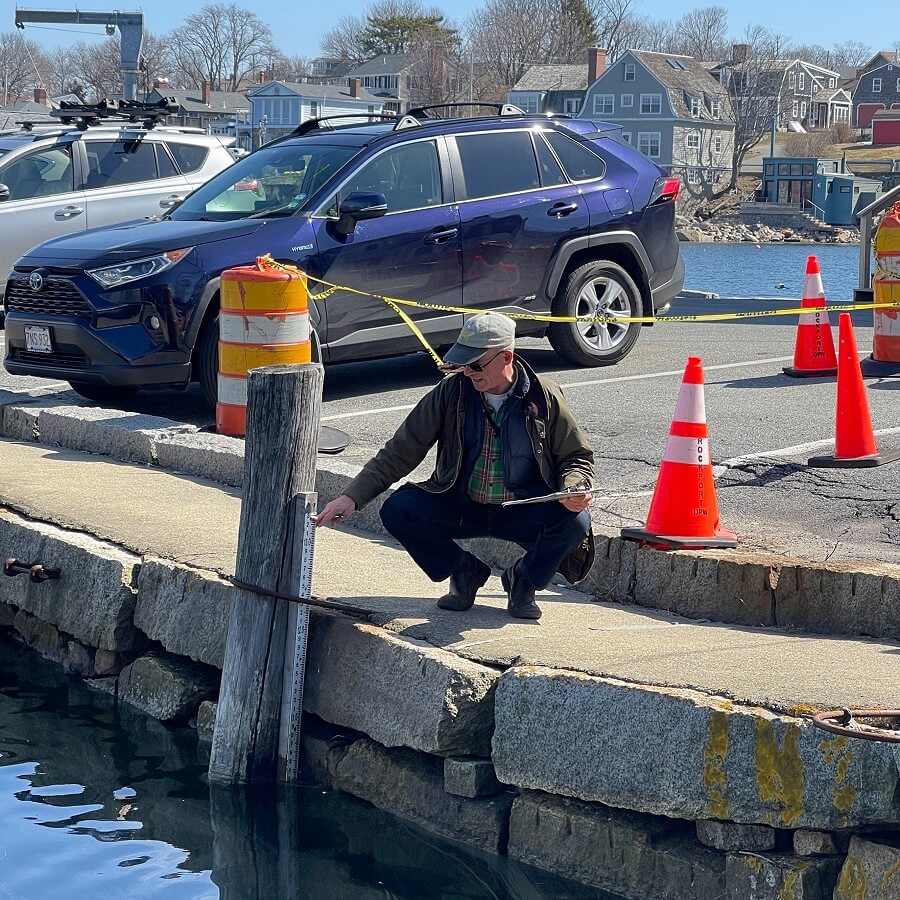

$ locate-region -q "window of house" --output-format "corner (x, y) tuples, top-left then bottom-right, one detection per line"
(620, 93), (633, 108)
(873, 77), (882, 92)
(713, 135), (723, 153)
(85, 140), (158, 189)
(624, 63), (635, 82)
(533, 135), (568, 186)
(593, 94), (614, 115)
(1, 145), (75, 199)
(640, 93), (661, 114)
(455, 131), (539, 199)
(690, 96), (701, 117)
(637, 131), (661, 158)
(545, 131), (605, 180)
(686, 131), (700, 150)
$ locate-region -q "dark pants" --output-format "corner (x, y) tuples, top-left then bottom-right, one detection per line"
(380, 486), (591, 590)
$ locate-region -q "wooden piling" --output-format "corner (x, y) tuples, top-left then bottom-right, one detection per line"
(208, 362), (323, 784)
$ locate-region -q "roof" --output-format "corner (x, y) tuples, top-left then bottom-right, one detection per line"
(148, 88), (249, 115)
(510, 64), (588, 92)
(346, 54), (413, 77)
(251, 80), (384, 104)
(629, 51), (729, 119)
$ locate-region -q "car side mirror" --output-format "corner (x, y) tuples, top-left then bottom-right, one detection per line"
(0, 183), (9, 203)
(335, 191), (387, 235)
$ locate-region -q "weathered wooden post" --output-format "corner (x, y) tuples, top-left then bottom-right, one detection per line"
(208, 361), (323, 784)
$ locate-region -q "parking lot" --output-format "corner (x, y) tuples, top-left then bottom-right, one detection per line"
(1, 295), (898, 566)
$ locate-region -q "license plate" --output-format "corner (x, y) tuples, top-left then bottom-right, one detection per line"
(24, 325), (52, 354)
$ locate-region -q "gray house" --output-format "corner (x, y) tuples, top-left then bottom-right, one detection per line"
(581, 50), (734, 190)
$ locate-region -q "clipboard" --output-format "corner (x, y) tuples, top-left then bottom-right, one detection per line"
(501, 488), (593, 507)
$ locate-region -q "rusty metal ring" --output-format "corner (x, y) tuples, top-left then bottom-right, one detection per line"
(811, 709), (900, 743)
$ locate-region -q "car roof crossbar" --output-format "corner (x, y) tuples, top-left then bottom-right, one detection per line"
(291, 113), (398, 136)
(50, 98), (179, 130)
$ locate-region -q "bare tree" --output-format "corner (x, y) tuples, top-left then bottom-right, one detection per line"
(0, 31), (49, 104)
(673, 6), (729, 61)
(829, 40), (872, 69)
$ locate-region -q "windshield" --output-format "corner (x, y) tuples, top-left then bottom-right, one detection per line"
(171, 142), (361, 221)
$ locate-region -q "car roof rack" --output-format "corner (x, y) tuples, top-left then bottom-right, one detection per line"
(49, 97), (179, 130)
(291, 113), (397, 136)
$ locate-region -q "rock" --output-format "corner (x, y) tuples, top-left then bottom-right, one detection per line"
(508, 790), (725, 899)
(116, 654), (217, 722)
(153, 432), (244, 488)
(65, 640), (94, 677)
(444, 757), (502, 798)
(696, 819), (775, 851)
(0, 509), (139, 651)
(793, 829), (840, 856)
(726, 852), (842, 899)
(14, 610), (65, 662)
(134, 558), (231, 668)
(196, 700), (217, 743)
(333, 738), (512, 854)
(492, 667), (900, 829)
(93, 649), (124, 676)
(304, 612), (498, 757)
(0, 603), (17, 628)
(834, 834), (900, 898)
(36, 405), (196, 465)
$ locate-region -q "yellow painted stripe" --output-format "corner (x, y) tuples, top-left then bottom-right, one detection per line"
(220, 275), (308, 312)
(218, 341), (311, 376)
(220, 311), (310, 345)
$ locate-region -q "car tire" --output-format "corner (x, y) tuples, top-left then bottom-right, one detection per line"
(68, 382), (138, 405)
(548, 260), (643, 367)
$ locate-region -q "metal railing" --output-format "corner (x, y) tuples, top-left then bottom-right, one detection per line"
(855, 182), (900, 302)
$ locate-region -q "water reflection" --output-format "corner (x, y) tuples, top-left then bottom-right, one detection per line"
(0, 636), (616, 899)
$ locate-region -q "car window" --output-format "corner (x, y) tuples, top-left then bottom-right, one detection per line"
(155, 144), (179, 179)
(326, 140), (442, 216)
(166, 143), (209, 174)
(0, 145), (75, 200)
(455, 131), (539, 200)
(533, 134), (568, 186)
(544, 132), (605, 181)
(85, 140), (158, 189)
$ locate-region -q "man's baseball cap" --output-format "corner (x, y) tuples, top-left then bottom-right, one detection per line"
(443, 313), (516, 366)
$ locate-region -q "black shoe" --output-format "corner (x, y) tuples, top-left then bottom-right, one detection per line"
(501, 561), (542, 620)
(437, 554), (491, 611)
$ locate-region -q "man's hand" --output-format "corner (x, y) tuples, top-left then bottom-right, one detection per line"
(560, 492), (592, 513)
(315, 494), (357, 527)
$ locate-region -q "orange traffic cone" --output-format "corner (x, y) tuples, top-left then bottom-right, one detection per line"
(808, 314), (900, 467)
(783, 255), (838, 378)
(622, 356), (737, 549)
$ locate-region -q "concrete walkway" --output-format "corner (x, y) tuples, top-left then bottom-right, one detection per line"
(0, 438), (895, 715)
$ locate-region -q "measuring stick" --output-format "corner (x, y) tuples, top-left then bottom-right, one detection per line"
(277, 492), (316, 782)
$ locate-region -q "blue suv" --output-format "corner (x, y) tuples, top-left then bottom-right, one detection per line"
(4, 105), (684, 407)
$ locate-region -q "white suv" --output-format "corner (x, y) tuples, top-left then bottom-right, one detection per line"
(0, 115), (235, 295)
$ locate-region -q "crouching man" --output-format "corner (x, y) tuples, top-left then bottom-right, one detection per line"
(315, 313), (595, 620)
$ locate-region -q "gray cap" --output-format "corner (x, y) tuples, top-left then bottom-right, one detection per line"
(443, 313), (516, 366)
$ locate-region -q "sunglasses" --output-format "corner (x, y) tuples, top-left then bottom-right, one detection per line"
(440, 350), (505, 374)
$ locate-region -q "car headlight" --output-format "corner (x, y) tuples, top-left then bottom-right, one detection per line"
(87, 248), (194, 288)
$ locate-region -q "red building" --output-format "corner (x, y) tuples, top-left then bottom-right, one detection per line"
(871, 110), (900, 145)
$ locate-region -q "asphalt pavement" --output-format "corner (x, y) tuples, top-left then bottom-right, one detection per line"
(1, 296), (898, 565)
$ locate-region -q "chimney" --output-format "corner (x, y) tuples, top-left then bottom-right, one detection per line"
(588, 47), (607, 85)
(153, 77), (170, 91)
(731, 43), (751, 64)
(201, 80), (211, 105)
(33, 84), (48, 106)
(350, 77), (362, 99)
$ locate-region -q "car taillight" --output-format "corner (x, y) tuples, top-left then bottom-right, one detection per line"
(650, 176), (680, 204)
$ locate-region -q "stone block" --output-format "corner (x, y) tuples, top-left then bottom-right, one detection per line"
(333, 738), (512, 854)
(633, 547), (775, 627)
(725, 852), (842, 899)
(304, 611), (498, 757)
(196, 700), (217, 743)
(696, 819), (775, 851)
(116, 654), (217, 722)
(36, 405), (196, 465)
(793, 829), (840, 857)
(492, 667), (900, 829)
(153, 433), (244, 488)
(0, 510), (139, 651)
(14, 609), (65, 662)
(834, 835), (900, 899)
(444, 757), (502, 798)
(65, 641), (94, 677)
(508, 790), (725, 900)
(776, 563), (900, 641)
(134, 558), (231, 668)
(94, 649), (124, 676)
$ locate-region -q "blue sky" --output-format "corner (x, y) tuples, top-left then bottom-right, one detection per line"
(14, 0), (894, 54)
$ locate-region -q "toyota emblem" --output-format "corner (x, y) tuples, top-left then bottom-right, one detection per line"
(29, 272), (44, 292)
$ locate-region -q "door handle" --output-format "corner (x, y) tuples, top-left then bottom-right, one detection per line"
(424, 226), (459, 244)
(54, 205), (84, 220)
(548, 201), (578, 217)
(159, 195), (185, 208)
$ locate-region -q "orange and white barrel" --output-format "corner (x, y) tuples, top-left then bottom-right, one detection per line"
(216, 255), (311, 437)
(873, 202), (900, 363)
